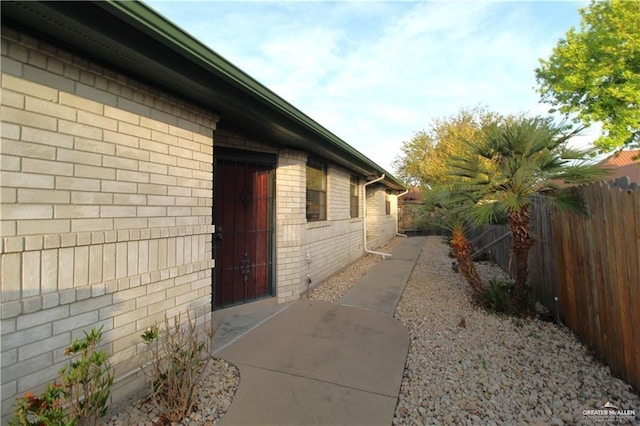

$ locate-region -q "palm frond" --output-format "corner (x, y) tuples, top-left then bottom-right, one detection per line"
(467, 199), (508, 226)
(560, 146), (591, 160)
(552, 163), (612, 184)
(543, 189), (589, 216)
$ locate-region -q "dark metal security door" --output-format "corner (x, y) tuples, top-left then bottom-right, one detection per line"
(214, 151), (275, 308)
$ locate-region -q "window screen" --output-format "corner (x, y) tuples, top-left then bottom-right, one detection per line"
(350, 176), (359, 218)
(306, 158), (326, 221)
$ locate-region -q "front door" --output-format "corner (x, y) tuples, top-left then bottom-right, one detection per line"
(214, 151), (275, 308)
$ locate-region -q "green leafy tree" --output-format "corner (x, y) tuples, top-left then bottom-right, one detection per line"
(450, 116), (610, 313)
(393, 106), (500, 187)
(535, 0), (640, 151)
(395, 107), (501, 299)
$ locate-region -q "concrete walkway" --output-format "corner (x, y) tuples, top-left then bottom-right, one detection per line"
(216, 236), (426, 425)
(338, 236), (426, 315)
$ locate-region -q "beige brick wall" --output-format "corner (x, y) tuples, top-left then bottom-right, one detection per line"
(301, 165), (363, 294)
(274, 153), (369, 300)
(215, 129), (397, 302)
(214, 131), (371, 302)
(275, 150), (307, 302)
(366, 185), (398, 249)
(0, 28), (216, 421)
(215, 128), (279, 155)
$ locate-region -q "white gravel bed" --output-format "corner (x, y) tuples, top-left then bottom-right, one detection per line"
(392, 236), (639, 425)
(104, 358), (239, 425)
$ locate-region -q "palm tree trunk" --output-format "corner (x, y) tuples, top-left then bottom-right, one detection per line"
(508, 205), (534, 313)
(450, 228), (484, 299)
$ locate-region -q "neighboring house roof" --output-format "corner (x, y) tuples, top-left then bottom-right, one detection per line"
(599, 150), (640, 183)
(1, 0), (405, 191)
(599, 149), (640, 167)
(400, 187), (422, 202)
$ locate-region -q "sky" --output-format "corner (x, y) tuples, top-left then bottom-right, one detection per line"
(146, 0), (590, 174)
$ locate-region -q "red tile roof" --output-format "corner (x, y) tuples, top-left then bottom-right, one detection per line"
(599, 150), (640, 167)
(599, 150), (640, 183)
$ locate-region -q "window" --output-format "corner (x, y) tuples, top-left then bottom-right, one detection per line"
(385, 193), (391, 215)
(306, 158), (326, 221)
(350, 176), (359, 218)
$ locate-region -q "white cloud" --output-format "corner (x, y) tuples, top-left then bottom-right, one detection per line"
(147, 0), (589, 172)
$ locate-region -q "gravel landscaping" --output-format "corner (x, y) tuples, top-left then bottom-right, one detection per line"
(104, 235), (638, 425)
(392, 236), (639, 425)
(104, 358), (239, 425)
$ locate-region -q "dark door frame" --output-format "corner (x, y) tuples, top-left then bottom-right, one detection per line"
(213, 147), (276, 309)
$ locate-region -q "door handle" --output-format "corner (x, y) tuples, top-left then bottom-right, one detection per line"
(215, 226), (223, 241)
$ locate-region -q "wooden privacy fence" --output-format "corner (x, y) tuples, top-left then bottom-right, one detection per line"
(469, 196), (559, 316)
(398, 199), (445, 235)
(468, 179), (640, 390)
(555, 180), (640, 391)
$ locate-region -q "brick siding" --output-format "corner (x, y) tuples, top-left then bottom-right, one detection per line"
(0, 27), (216, 421)
(366, 185), (397, 248)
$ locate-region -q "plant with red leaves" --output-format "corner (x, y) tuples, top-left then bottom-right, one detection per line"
(9, 384), (71, 426)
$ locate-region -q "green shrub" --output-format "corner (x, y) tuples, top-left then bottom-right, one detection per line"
(59, 326), (114, 425)
(483, 278), (514, 314)
(9, 383), (70, 426)
(9, 326), (113, 426)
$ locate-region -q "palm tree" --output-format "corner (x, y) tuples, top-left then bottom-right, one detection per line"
(450, 116), (610, 313)
(448, 215), (485, 300)
(422, 185), (488, 300)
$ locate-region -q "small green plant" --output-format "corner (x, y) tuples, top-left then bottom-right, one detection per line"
(9, 326), (113, 426)
(483, 278), (514, 314)
(9, 383), (71, 426)
(141, 311), (215, 423)
(59, 326), (114, 425)
(141, 325), (159, 343)
(512, 318), (524, 328)
(480, 357), (489, 372)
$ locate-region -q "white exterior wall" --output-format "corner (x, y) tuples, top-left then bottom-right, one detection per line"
(0, 28), (216, 421)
